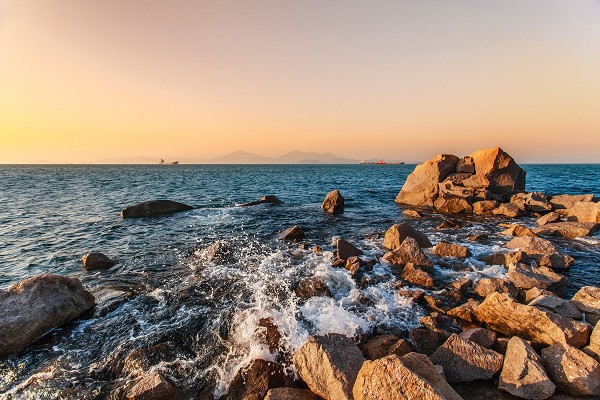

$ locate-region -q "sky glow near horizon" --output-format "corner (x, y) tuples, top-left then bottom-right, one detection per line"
(0, 0), (599, 163)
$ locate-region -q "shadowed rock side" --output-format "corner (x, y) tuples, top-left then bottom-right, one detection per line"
(321, 189), (345, 214)
(120, 200), (194, 218)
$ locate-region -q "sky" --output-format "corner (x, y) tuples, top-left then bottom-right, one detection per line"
(0, 0), (599, 163)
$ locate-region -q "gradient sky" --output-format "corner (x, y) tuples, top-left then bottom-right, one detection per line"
(1, 0), (599, 163)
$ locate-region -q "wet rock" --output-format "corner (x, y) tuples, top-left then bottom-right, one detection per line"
(397, 288), (425, 303)
(120, 200), (193, 218)
(533, 221), (600, 238)
(492, 203), (526, 218)
(507, 264), (567, 295)
(473, 200), (499, 215)
(123, 343), (177, 376)
(467, 233), (490, 242)
(353, 353), (464, 400)
(0, 274), (95, 358)
(383, 237), (434, 269)
(401, 263), (434, 288)
(321, 189), (344, 214)
(459, 328), (496, 349)
(409, 328), (447, 355)
(127, 372), (183, 400)
(395, 153), (459, 207)
(550, 194), (595, 210)
(293, 334), (365, 400)
(500, 224), (536, 237)
(81, 252), (115, 270)
(429, 334), (504, 383)
(541, 343), (600, 397)
(383, 223), (432, 249)
(566, 201), (600, 223)
(448, 299), (480, 323)
(92, 287), (130, 317)
(279, 226), (305, 241)
(362, 335), (412, 360)
(433, 241), (472, 258)
(403, 209), (422, 218)
(296, 276), (332, 299)
(538, 253), (575, 270)
(504, 236), (558, 258)
(423, 290), (461, 313)
(224, 359), (286, 400)
(336, 238), (363, 261)
(474, 278), (519, 300)
(475, 293), (591, 348)
(537, 212), (561, 226)
(498, 336), (555, 400)
(240, 195), (283, 206)
(436, 219), (462, 230)
(572, 286), (600, 325)
(448, 277), (473, 293)
(529, 295), (582, 320)
(434, 197), (473, 214)
(469, 147), (526, 194)
(482, 251), (529, 267)
(258, 318), (282, 354)
(199, 241), (235, 264)
(264, 388), (320, 400)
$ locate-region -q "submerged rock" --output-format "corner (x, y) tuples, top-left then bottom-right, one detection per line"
(321, 189), (345, 214)
(541, 343), (600, 397)
(120, 200), (193, 218)
(123, 342), (177, 376)
(383, 223), (432, 249)
(0, 274), (95, 358)
(240, 195), (283, 206)
(81, 252), (115, 270)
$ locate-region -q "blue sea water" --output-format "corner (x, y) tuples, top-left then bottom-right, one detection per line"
(0, 164), (599, 398)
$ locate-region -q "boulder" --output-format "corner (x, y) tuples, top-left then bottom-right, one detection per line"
(492, 203), (526, 218)
(434, 197), (473, 214)
(482, 251), (529, 267)
(433, 241), (472, 258)
(585, 324), (600, 361)
(498, 337), (555, 400)
(264, 388), (320, 400)
(473, 200), (499, 215)
(550, 194), (594, 210)
(523, 192), (552, 212)
(507, 264), (567, 295)
(383, 223), (432, 249)
(572, 286), (600, 325)
(409, 328), (447, 355)
(436, 219), (462, 230)
(279, 226), (305, 241)
(447, 277), (473, 293)
(0, 274), (95, 358)
(524, 287), (557, 303)
(337, 238), (363, 261)
(469, 147), (526, 194)
(296, 276), (332, 299)
(429, 334), (504, 382)
(475, 293), (591, 348)
(401, 263), (434, 288)
(457, 156), (475, 173)
(321, 190), (345, 214)
(420, 313), (461, 337)
(541, 343), (600, 397)
(529, 295), (582, 320)
(362, 335), (412, 360)
(474, 278), (519, 300)
(395, 154), (459, 207)
(567, 201), (600, 223)
(538, 253), (575, 270)
(293, 334), (365, 400)
(127, 372), (183, 400)
(447, 299), (480, 323)
(120, 200), (193, 218)
(224, 359), (286, 400)
(536, 212), (561, 226)
(504, 236), (558, 258)
(533, 221), (600, 238)
(403, 209), (422, 218)
(353, 353), (464, 400)
(499, 224), (536, 237)
(240, 195), (283, 206)
(383, 237), (434, 270)
(81, 252), (115, 270)
(459, 328), (496, 349)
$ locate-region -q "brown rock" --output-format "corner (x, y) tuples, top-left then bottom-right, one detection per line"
(321, 189), (344, 214)
(397, 288), (425, 303)
(383, 237), (434, 270)
(434, 197), (473, 214)
(279, 226), (305, 241)
(475, 293), (591, 348)
(344, 256), (364, 275)
(264, 388), (320, 400)
(572, 286), (600, 325)
(500, 224), (536, 237)
(296, 276), (332, 299)
(199, 241), (235, 264)
(336, 238), (363, 261)
(492, 203), (526, 218)
(504, 236), (558, 258)
(429, 334), (504, 382)
(383, 223), (433, 250)
(524, 287), (557, 303)
(421, 313), (461, 337)
(444, 172), (474, 185)
(533, 221), (600, 238)
(550, 194), (595, 210)
(469, 147), (526, 194)
(353, 353), (464, 400)
(541, 343), (600, 397)
(120, 200), (193, 219)
(293, 334), (365, 400)
(81, 252), (115, 270)
(473, 200), (499, 215)
(401, 263), (434, 288)
(567, 201), (600, 223)
(529, 295), (582, 320)
(258, 318), (282, 354)
(507, 264), (567, 295)
(362, 335), (412, 360)
(467, 233), (490, 242)
(474, 278), (519, 300)
(395, 154), (459, 207)
(459, 328), (496, 348)
(482, 251), (529, 267)
(498, 337), (555, 400)
(438, 181), (475, 199)
(0, 274), (95, 358)
(457, 156), (475, 173)
(224, 359), (286, 400)
(123, 342), (177, 376)
(537, 212), (561, 226)
(433, 241), (472, 258)
(409, 328), (447, 355)
(448, 299), (480, 323)
(523, 192), (552, 213)
(586, 324), (600, 360)
(436, 219), (462, 230)
(538, 253), (575, 270)
(462, 174), (489, 189)
(403, 209), (422, 218)
(127, 372), (183, 400)
(447, 277), (473, 293)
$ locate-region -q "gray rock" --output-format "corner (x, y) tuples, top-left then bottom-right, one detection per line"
(81, 252), (115, 269)
(120, 200), (193, 218)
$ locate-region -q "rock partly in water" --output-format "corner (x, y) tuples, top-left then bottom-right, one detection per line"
(492, 203), (526, 218)
(81, 252), (115, 270)
(473, 200), (499, 215)
(498, 336), (555, 400)
(504, 236), (558, 259)
(499, 224), (536, 237)
(279, 226), (305, 241)
(224, 359), (286, 400)
(403, 209), (422, 218)
(434, 197), (473, 214)
(541, 343), (600, 397)
(293, 334), (365, 400)
(383, 223), (432, 249)
(482, 251), (529, 267)
(321, 189), (345, 214)
(197, 241), (236, 264)
(429, 334), (503, 383)
(383, 237), (434, 269)
(123, 342), (177, 376)
(353, 353), (464, 400)
(336, 238), (363, 261)
(572, 286), (600, 325)
(433, 241), (472, 258)
(0, 274), (95, 358)
(469, 147), (526, 194)
(401, 263), (435, 288)
(538, 253), (575, 270)
(240, 195), (284, 207)
(533, 221), (600, 238)
(120, 200), (193, 218)
(126, 372), (183, 400)
(475, 293), (590, 348)
(296, 276), (332, 299)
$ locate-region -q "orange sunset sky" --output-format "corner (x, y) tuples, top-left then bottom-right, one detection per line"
(1, 0), (599, 163)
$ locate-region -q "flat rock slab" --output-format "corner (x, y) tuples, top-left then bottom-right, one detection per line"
(507, 264), (566, 296)
(120, 200), (193, 218)
(533, 221), (600, 238)
(504, 236), (558, 258)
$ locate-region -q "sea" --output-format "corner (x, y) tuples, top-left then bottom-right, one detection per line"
(0, 164), (599, 399)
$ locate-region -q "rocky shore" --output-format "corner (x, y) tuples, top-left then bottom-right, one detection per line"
(1, 147), (599, 399)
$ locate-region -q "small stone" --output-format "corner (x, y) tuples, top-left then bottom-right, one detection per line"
(224, 359), (286, 400)
(436, 219), (462, 230)
(402, 209), (422, 218)
(81, 252), (115, 270)
(279, 226), (305, 241)
(499, 224), (536, 237)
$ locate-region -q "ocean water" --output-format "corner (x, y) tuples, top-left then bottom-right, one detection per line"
(0, 164), (599, 398)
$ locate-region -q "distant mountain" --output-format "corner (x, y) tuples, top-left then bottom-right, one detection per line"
(207, 150), (272, 164)
(274, 151), (359, 164)
(95, 157), (159, 164)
